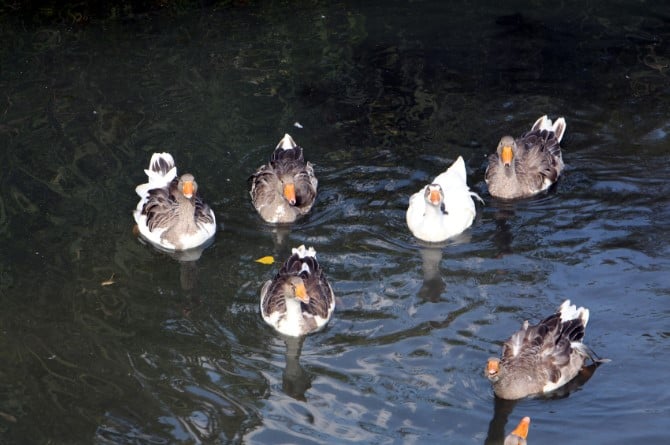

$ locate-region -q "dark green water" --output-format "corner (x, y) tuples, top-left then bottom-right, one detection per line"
(1, 1), (669, 443)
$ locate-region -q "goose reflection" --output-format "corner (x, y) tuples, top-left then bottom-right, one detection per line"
(160, 240), (213, 315)
(416, 232), (472, 302)
(269, 224), (292, 253)
(484, 362), (603, 444)
(417, 246), (446, 302)
(281, 335), (313, 401)
(489, 202), (516, 258)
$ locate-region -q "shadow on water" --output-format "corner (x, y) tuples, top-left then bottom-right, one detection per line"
(484, 362), (605, 445)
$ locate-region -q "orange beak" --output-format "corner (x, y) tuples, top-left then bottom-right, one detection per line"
(182, 180), (194, 198)
(283, 183), (296, 205)
(294, 282), (309, 303)
(511, 416), (530, 439)
(501, 145), (513, 166)
(486, 358), (500, 376)
(429, 188), (441, 205)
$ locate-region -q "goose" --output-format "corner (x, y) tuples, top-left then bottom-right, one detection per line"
(485, 115), (566, 199)
(486, 300), (605, 400)
(260, 245), (335, 337)
(133, 152), (216, 252)
(505, 416), (530, 445)
(250, 134), (317, 223)
(406, 156), (483, 242)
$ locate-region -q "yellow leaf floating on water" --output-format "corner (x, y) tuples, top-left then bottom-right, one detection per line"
(254, 256), (275, 265)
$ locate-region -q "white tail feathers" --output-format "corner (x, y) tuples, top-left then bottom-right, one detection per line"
(292, 244), (317, 259)
(277, 133), (297, 150)
(433, 156), (468, 191)
(531, 115), (567, 143)
(552, 118), (566, 143)
(559, 299), (590, 327)
(449, 156), (467, 184)
(143, 152), (177, 187)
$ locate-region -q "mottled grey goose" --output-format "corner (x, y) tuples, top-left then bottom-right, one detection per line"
(250, 134), (317, 223)
(260, 245), (335, 337)
(134, 152), (216, 251)
(486, 115), (566, 199)
(486, 299), (605, 400)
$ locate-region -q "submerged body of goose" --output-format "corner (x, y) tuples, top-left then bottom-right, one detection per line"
(406, 156), (483, 243)
(504, 417), (530, 445)
(133, 152), (216, 252)
(260, 245), (335, 337)
(250, 134), (318, 224)
(485, 115), (566, 199)
(486, 300), (604, 400)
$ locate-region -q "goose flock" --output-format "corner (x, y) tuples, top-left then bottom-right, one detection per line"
(132, 116), (607, 442)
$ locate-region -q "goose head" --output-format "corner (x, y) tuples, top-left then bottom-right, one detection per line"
(504, 417), (530, 445)
(497, 136), (517, 168)
(178, 173), (198, 199)
(424, 184), (447, 214)
(281, 179), (297, 206)
(486, 357), (501, 383)
(286, 276), (309, 304)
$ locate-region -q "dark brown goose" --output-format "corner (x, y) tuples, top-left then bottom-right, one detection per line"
(250, 134), (317, 223)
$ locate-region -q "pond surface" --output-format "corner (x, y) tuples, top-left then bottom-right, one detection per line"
(1, 1), (670, 443)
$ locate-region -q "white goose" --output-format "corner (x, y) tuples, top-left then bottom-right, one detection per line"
(133, 153), (216, 252)
(406, 156), (483, 243)
(260, 245), (335, 337)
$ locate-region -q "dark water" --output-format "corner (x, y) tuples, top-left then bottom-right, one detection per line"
(1, 1), (669, 443)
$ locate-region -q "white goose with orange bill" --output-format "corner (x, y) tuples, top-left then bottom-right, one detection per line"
(406, 156), (483, 243)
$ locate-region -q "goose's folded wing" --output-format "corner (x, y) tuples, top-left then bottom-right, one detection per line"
(294, 167), (318, 207)
(305, 271), (334, 319)
(261, 278), (287, 316)
(142, 187), (178, 231)
(194, 196), (215, 225)
(251, 167), (280, 203)
(519, 132), (562, 182)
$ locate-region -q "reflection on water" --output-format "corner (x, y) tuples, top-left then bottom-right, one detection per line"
(483, 362), (603, 445)
(418, 246), (446, 302)
(281, 336), (312, 401)
(1, 0), (670, 444)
